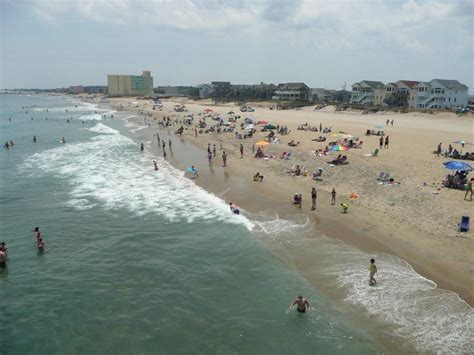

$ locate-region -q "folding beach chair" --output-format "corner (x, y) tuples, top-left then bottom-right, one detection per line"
(384, 173), (390, 182)
(377, 172), (385, 181)
(458, 216), (470, 232)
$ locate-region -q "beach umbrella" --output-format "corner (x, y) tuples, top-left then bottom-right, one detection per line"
(452, 140), (473, 145)
(329, 145), (349, 152)
(203, 108), (213, 113)
(264, 124), (277, 129)
(443, 161), (472, 171)
(255, 141), (269, 147)
(227, 111), (235, 114)
(258, 120), (268, 125)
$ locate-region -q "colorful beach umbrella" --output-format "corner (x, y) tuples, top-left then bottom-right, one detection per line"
(258, 120), (268, 125)
(443, 161), (472, 171)
(255, 141), (269, 147)
(203, 108), (213, 113)
(329, 145), (349, 152)
(264, 124), (277, 129)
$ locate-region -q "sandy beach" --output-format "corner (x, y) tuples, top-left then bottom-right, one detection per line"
(100, 95), (474, 305)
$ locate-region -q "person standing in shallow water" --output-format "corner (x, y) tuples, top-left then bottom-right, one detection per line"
(369, 258), (377, 285)
(289, 296), (309, 313)
(240, 144), (244, 158)
(140, 143), (144, 152)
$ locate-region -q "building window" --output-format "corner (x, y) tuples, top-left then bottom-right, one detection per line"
(454, 97), (456, 102)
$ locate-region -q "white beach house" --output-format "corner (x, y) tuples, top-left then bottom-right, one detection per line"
(409, 79), (468, 109)
(350, 81), (385, 106)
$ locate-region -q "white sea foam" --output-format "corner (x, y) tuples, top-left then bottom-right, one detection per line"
(89, 123), (119, 135)
(322, 246), (474, 354)
(21, 123), (254, 230)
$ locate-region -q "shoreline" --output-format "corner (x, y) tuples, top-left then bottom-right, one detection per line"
(98, 95), (473, 306)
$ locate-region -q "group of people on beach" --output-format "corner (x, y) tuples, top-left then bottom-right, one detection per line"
(0, 227), (45, 272)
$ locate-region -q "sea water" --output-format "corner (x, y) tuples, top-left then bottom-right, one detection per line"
(0, 95), (380, 354)
(0, 95), (472, 354)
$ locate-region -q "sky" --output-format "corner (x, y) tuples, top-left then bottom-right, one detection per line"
(1, 0), (473, 90)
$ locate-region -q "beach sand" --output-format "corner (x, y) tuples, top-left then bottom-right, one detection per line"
(99, 95), (473, 305)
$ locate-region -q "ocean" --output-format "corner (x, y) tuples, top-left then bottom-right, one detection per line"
(0, 94), (472, 354)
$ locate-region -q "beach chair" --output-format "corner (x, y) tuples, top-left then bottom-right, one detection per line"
(383, 173), (390, 182)
(285, 152), (292, 160)
(377, 172), (385, 181)
(458, 216), (470, 232)
(372, 149), (379, 157)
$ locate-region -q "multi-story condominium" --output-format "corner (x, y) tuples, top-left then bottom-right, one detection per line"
(350, 81), (385, 105)
(211, 81), (232, 98)
(272, 83), (310, 101)
(383, 80), (419, 107)
(409, 79), (468, 109)
(107, 71), (153, 97)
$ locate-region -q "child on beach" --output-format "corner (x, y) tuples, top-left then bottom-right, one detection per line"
(369, 258), (377, 285)
(341, 203), (349, 213)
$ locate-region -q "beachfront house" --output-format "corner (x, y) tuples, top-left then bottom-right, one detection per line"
(107, 71), (153, 97)
(272, 83), (310, 101)
(350, 81), (385, 106)
(383, 80), (419, 107)
(197, 84), (213, 99)
(409, 79), (469, 110)
(310, 88), (335, 102)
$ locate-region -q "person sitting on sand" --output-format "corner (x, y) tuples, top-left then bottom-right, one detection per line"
(289, 295), (309, 313)
(292, 193), (302, 208)
(313, 168), (323, 180)
(253, 172), (264, 182)
(255, 147), (264, 158)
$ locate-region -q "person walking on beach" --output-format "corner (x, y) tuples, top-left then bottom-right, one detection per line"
(208, 151), (213, 166)
(289, 296), (309, 313)
(240, 144), (244, 158)
(213, 144), (217, 158)
(195, 128), (198, 137)
(319, 122), (322, 132)
(163, 150), (167, 160)
(156, 133), (160, 145)
(222, 151), (227, 167)
(331, 188), (336, 205)
(465, 178), (473, 200)
(140, 143), (144, 152)
(384, 136), (389, 149)
(386, 119), (389, 126)
(153, 160), (159, 171)
(162, 141), (166, 151)
(168, 139), (172, 150)
(369, 258), (377, 285)
(311, 188), (317, 210)
(390, 119), (394, 126)
(252, 144), (255, 155)
(379, 136), (383, 149)
(437, 143), (442, 157)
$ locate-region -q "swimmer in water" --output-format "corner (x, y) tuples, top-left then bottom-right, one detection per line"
(0, 249), (7, 269)
(289, 295), (309, 313)
(140, 143), (144, 152)
(229, 202), (240, 215)
(37, 238), (45, 252)
(33, 136), (37, 143)
(61, 137), (66, 144)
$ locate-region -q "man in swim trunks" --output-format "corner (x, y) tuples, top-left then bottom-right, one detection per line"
(290, 296), (309, 313)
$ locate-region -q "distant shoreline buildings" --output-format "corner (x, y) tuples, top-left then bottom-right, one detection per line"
(8, 70), (470, 111)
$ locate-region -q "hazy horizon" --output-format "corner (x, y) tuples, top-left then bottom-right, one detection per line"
(1, 0), (473, 90)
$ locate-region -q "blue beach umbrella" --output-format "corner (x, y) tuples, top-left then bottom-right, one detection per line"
(443, 161), (472, 171)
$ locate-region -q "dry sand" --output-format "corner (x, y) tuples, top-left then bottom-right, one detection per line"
(101, 96), (474, 304)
